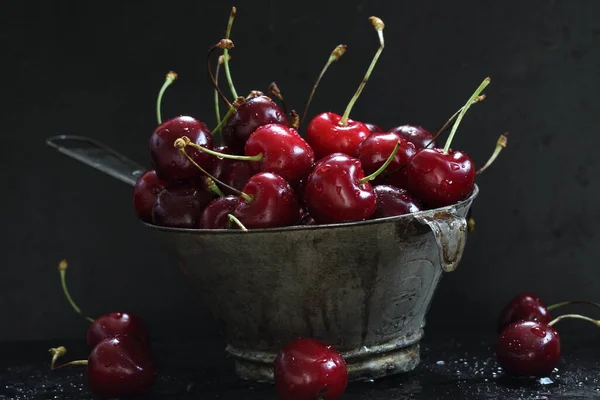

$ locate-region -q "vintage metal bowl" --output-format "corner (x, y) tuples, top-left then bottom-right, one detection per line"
(46, 135), (477, 383)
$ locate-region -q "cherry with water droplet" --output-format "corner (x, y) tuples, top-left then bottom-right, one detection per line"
(274, 337), (348, 400)
(152, 183), (216, 228)
(387, 125), (436, 150)
(373, 185), (423, 218)
(133, 170), (168, 222)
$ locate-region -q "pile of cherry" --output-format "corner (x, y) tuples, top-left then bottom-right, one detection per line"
(133, 8), (507, 231)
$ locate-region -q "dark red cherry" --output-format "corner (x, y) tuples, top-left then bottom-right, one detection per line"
(199, 195), (240, 229)
(234, 172), (300, 229)
(356, 133), (416, 189)
(364, 122), (385, 134)
(274, 337), (348, 400)
(373, 185), (423, 218)
(222, 95), (288, 154)
(133, 170), (168, 222)
(87, 335), (157, 398)
(388, 125), (436, 150)
(87, 312), (149, 350)
(306, 112), (371, 160)
(406, 148), (475, 208)
(496, 320), (560, 377)
(149, 116), (213, 183)
(498, 293), (551, 333)
(303, 153), (376, 224)
(151, 183), (216, 228)
(245, 124), (315, 185)
(211, 146), (254, 195)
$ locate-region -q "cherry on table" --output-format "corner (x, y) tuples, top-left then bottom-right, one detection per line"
(373, 185), (422, 218)
(133, 170), (168, 223)
(152, 183), (216, 228)
(388, 125), (436, 149)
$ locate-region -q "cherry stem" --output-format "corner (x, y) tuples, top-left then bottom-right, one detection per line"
(223, 7), (239, 99)
(184, 138), (263, 162)
(156, 71), (178, 125)
(207, 40), (234, 109)
(300, 44), (347, 126)
(269, 82), (288, 115)
(442, 77), (490, 153)
(49, 346), (67, 370)
(289, 110), (300, 130)
(425, 95), (486, 149)
(227, 214), (248, 232)
(359, 140), (400, 184)
(547, 300), (600, 311)
(477, 133), (508, 175)
(174, 139), (253, 203)
(213, 105), (236, 135)
(467, 216), (475, 232)
(214, 55), (227, 125)
(548, 313), (600, 328)
(57, 260), (94, 323)
(339, 17), (385, 126)
(203, 176), (225, 197)
(51, 360), (89, 371)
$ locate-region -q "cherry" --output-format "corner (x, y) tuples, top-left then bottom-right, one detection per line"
(233, 172), (300, 229)
(305, 17), (385, 160)
(496, 320), (560, 377)
(199, 195), (240, 229)
(387, 125), (436, 150)
(152, 183), (216, 228)
(373, 185), (423, 218)
(211, 146), (254, 195)
(406, 77), (490, 208)
(132, 170), (168, 223)
(364, 122), (385, 134)
(274, 337), (348, 400)
(356, 132), (416, 189)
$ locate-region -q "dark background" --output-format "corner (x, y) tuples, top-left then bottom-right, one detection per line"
(2, 0), (599, 343)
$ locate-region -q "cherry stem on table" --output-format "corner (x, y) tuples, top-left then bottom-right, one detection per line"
(547, 300), (600, 311)
(227, 214), (248, 231)
(269, 82), (288, 116)
(57, 260), (94, 323)
(50, 360), (89, 371)
(339, 16), (385, 126)
(49, 346), (67, 370)
(223, 7), (239, 99)
(548, 313), (600, 328)
(442, 77), (490, 153)
(477, 133), (508, 175)
(359, 140), (400, 184)
(300, 44), (347, 127)
(185, 139), (263, 162)
(156, 71), (178, 125)
(207, 40), (234, 109)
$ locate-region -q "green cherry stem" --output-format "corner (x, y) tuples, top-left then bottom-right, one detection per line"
(214, 55), (228, 124)
(227, 214), (248, 232)
(57, 260), (94, 323)
(547, 300), (600, 311)
(269, 82), (288, 116)
(442, 77), (491, 153)
(213, 105), (236, 135)
(223, 7), (239, 99)
(548, 314), (600, 328)
(49, 346), (67, 370)
(359, 140), (401, 184)
(174, 139), (253, 203)
(477, 133), (508, 175)
(300, 44), (347, 126)
(51, 359), (89, 371)
(339, 16), (385, 126)
(207, 40), (234, 108)
(156, 71), (178, 125)
(425, 95), (486, 149)
(184, 137), (263, 162)
(203, 176), (225, 197)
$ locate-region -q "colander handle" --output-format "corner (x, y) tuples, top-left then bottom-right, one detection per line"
(415, 211), (467, 272)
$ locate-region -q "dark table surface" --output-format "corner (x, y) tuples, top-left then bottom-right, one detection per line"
(1, 330), (600, 400)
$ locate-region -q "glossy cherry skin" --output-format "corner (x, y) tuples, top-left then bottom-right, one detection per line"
(222, 95), (288, 154)
(274, 337), (348, 400)
(199, 196), (240, 229)
(245, 124), (315, 185)
(388, 125), (436, 150)
(406, 148), (475, 208)
(87, 335), (157, 398)
(306, 112), (371, 160)
(498, 293), (551, 333)
(303, 153), (376, 224)
(356, 133), (416, 189)
(373, 185), (423, 218)
(87, 312), (149, 350)
(364, 122), (385, 134)
(234, 172), (300, 229)
(496, 320), (560, 377)
(151, 183), (216, 228)
(211, 146), (254, 195)
(133, 170), (168, 222)
(149, 116), (213, 183)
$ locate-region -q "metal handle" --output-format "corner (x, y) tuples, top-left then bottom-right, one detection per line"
(46, 135), (147, 187)
(415, 211), (468, 272)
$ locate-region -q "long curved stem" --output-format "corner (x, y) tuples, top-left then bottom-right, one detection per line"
(49, 346), (67, 370)
(359, 140), (400, 183)
(548, 313), (600, 328)
(207, 41), (234, 108)
(214, 56), (225, 125)
(212, 105), (236, 135)
(57, 260), (94, 323)
(156, 71), (178, 125)
(547, 300), (600, 311)
(186, 139), (262, 162)
(228, 214), (248, 231)
(477, 133), (508, 175)
(223, 7), (239, 98)
(425, 95), (486, 149)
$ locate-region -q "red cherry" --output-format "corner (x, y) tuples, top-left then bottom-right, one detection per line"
(199, 195), (240, 229)
(233, 172), (300, 229)
(133, 170), (168, 222)
(211, 146), (254, 195)
(87, 335), (157, 398)
(498, 293), (551, 333)
(388, 125), (436, 149)
(356, 132), (416, 189)
(274, 338), (348, 400)
(306, 112), (371, 160)
(364, 122), (385, 134)
(373, 185), (423, 218)
(496, 321), (560, 377)
(149, 116), (213, 183)
(406, 148), (476, 208)
(222, 95), (288, 154)
(245, 124), (315, 185)
(87, 312), (148, 350)
(151, 183), (216, 228)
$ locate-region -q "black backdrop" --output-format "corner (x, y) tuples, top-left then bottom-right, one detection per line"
(3, 0), (600, 343)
